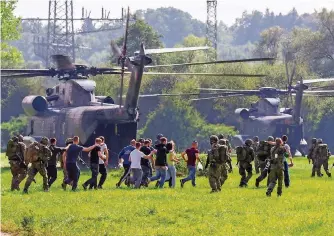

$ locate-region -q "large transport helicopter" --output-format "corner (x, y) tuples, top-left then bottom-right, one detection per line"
(194, 61), (334, 156)
(1, 7), (273, 165)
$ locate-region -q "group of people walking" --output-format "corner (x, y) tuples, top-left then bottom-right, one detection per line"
(5, 133), (332, 196)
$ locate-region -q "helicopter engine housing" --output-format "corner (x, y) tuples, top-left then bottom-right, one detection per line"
(22, 95), (48, 116)
(235, 108), (250, 119)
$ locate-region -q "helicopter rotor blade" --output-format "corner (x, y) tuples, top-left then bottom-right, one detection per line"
(143, 72), (267, 77)
(302, 78), (334, 84)
(139, 92), (244, 98)
(146, 58), (275, 68)
(191, 94), (246, 101)
(135, 46), (210, 55)
(1, 73), (51, 78)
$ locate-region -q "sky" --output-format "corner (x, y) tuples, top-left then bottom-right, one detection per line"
(14, 0), (334, 26)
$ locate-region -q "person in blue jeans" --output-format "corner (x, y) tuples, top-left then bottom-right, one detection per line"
(149, 137), (169, 188)
(282, 135), (294, 188)
(180, 141), (200, 187)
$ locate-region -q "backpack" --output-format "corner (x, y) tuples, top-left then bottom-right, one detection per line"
(257, 141), (272, 161)
(236, 146), (247, 161)
(6, 139), (19, 160)
(25, 142), (40, 163)
(209, 144), (225, 164)
(317, 144), (329, 160)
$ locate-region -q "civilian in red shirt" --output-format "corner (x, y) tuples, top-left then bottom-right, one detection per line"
(180, 141), (200, 187)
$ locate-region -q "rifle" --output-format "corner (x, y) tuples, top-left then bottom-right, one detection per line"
(78, 151), (89, 168)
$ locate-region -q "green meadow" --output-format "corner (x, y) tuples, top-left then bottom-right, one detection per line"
(1, 155), (333, 236)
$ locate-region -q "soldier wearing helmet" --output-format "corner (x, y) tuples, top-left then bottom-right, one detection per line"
(23, 137), (52, 194)
(314, 138), (331, 178)
(266, 138), (286, 197)
(308, 138), (319, 177)
(205, 135), (229, 193)
(252, 136), (260, 174)
(218, 134), (233, 175)
(255, 136), (276, 188)
(236, 139), (255, 187)
(6, 135), (27, 191)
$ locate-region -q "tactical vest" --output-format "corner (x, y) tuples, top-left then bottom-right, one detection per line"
(257, 141), (273, 161)
(317, 144), (329, 160)
(209, 144), (225, 164)
(236, 146), (247, 161)
(6, 139), (20, 160)
(270, 146), (285, 166)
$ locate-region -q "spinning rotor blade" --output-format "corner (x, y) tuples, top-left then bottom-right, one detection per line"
(303, 78), (334, 84)
(139, 92), (241, 98)
(142, 72), (267, 77)
(146, 58), (275, 68)
(1, 73), (51, 78)
(135, 46), (210, 55)
(191, 94), (245, 101)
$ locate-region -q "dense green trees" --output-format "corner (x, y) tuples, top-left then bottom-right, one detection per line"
(2, 5), (334, 149)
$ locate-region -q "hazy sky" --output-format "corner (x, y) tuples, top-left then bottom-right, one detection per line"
(14, 0), (334, 26)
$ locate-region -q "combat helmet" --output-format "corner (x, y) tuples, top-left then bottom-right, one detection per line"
(245, 139), (253, 146)
(253, 136), (259, 142)
(217, 134), (225, 140)
(210, 135), (219, 144)
(65, 138), (73, 145)
(311, 138), (317, 144)
(18, 134), (24, 142)
(218, 139), (226, 145)
(156, 134), (163, 139)
(11, 136), (19, 143)
(317, 138), (323, 144)
(40, 137), (49, 145)
(267, 136), (274, 142)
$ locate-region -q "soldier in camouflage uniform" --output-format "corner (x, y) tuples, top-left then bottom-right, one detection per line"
(252, 136), (260, 174)
(205, 135), (228, 193)
(23, 137), (52, 193)
(255, 136), (275, 188)
(237, 139), (255, 187)
(307, 138), (318, 177)
(314, 139), (331, 177)
(218, 134), (233, 174)
(6, 136), (27, 191)
(266, 138), (286, 197)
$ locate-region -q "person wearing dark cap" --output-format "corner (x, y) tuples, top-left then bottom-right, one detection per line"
(180, 141), (200, 187)
(154, 134), (164, 146)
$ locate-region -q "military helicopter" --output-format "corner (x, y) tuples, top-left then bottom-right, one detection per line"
(192, 60), (334, 156)
(1, 8), (274, 165)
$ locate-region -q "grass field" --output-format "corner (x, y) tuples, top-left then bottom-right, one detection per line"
(1, 155), (333, 236)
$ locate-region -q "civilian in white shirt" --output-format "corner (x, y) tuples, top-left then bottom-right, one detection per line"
(129, 142), (152, 188)
(98, 136), (108, 189)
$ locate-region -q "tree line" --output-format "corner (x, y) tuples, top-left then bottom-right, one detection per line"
(1, 1), (334, 150)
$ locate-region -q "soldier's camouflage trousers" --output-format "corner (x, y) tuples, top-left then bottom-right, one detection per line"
(220, 164), (228, 187)
(209, 164), (222, 191)
(311, 159), (317, 176)
(24, 162), (48, 191)
(315, 159), (331, 177)
(239, 161), (252, 186)
(256, 161), (270, 186)
(266, 165), (283, 195)
(254, 156), (260, 174)
(9, 160), (27, 190)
